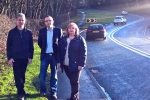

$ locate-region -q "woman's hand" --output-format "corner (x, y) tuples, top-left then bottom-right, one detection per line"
(57, 63), (61, 68)
(78, 66), (83, 71)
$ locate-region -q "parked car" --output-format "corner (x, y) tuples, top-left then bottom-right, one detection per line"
(113, 16), (126, 25)
(86, 24), (106, 40)
(122, 11), (128, 15)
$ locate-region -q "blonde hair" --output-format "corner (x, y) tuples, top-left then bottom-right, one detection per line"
(66, 22), (79, 37)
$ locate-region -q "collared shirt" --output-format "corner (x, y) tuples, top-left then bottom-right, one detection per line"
(46, 28), (53, 53)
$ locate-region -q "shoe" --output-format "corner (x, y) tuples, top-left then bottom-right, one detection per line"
(18, 95), (24, 100)
(67, 98), (78, 100)
(40, 92), (46, 96)
(67, 98), (73, 100)
(51, 94), (57, 100)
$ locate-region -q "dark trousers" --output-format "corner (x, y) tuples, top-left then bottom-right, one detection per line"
(64, 65), (81, 100)
(12, 58), (28, 95)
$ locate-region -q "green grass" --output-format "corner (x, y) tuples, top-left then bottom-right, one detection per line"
(79, 9), (116, 28)
(0, 43), (50, 100)
(60, 9), (116, 30)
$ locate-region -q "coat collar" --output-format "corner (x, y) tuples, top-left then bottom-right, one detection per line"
(14, 26), (27, 32)
(43, 27), (55, 42)
(63, 35), (80, 41)
(43, 27), (55, 33)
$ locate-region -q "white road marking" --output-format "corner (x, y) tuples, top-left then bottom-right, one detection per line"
(108, 15), (150, 58)
(143, 25), (150, 40)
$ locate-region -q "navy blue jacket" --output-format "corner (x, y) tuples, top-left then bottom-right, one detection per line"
(38, 27), (63, 61)
(7, 26), (34, 60)
(57, 35), (87, 72)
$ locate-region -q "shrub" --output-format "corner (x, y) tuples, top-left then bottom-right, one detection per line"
(0, 14), (13, 71)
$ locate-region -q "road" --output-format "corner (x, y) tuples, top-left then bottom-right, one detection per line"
(81, 12), (150, 100)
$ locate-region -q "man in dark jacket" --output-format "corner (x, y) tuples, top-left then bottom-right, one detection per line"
(38, 15), (63, 100)
(6, 13), (34, 100)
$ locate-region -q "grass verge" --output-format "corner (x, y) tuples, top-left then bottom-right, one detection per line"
(0, 43), (50, 100)
(60, 9), (117, 30)
(79, 9), (116, 28)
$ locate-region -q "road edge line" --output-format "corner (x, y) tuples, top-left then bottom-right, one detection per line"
(84, 67), (112, 100)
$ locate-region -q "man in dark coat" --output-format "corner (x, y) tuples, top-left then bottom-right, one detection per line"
(6, 13), (34, 100)
(38, 15), (63, 100)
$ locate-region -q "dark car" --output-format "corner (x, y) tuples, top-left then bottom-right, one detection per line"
(86, 24), (106, 40)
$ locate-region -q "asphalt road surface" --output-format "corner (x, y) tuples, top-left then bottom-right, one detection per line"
(81, 11), (150, 100)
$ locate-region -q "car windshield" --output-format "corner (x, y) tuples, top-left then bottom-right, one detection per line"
(89, 25), (103, 29)
(115, 17), (122, 19)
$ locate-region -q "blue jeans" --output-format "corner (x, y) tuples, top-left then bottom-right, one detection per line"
(39, 54), (57, 95)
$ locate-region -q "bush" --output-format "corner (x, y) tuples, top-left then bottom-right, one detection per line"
(0, 14), (13, 71)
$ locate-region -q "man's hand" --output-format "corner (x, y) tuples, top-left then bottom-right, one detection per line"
(8, 58), (15, 66)
(78, 66), (83, 71)
(28, 59), (32, 65)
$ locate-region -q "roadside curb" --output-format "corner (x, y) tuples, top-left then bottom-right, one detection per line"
(84, 67), (111, 100)
(77, 10), (111, 100)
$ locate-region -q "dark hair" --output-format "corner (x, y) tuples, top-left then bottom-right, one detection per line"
(44, 15), (53, 21)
